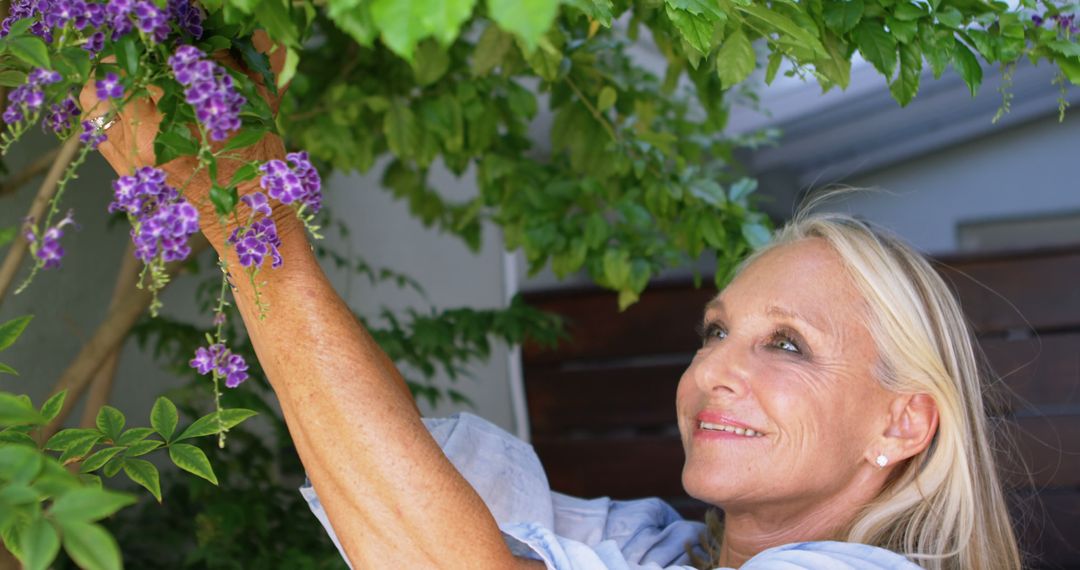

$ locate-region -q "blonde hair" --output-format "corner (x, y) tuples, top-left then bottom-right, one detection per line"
(696, 209), (1022, 570)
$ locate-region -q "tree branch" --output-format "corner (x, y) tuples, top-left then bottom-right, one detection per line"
(79, 240), (140, 429)
(38, 234), (210, 442)
(0, 146), (61, 198)
(0, 136), (81, 306)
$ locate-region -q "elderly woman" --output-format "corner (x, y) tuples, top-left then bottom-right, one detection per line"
(85, 75), (1021, 570)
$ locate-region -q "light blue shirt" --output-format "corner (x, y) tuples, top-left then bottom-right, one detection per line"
(300, 412), (923, 569)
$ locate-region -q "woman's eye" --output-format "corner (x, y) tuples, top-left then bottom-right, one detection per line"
(697, 323), (727, 345)
(772, 335), (801, 354)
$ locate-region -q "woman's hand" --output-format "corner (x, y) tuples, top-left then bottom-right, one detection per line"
(78, 33), (291, 247)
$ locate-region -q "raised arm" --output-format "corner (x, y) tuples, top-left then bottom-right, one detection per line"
(81, 59), (544, 570)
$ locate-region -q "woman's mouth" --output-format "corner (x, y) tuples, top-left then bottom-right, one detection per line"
(698, 421), (765, 437)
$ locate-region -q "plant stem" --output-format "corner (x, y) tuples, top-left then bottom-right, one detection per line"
(79, 241), (140, 429)
(0, 136), (81, 307)
(0, 147), (61, 197)
(37, 234), (210, 443)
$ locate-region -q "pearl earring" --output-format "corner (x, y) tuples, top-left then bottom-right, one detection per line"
(875, 454), (888, 468)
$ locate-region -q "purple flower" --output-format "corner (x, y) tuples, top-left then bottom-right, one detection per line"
(46, 96), (80, 133)
(168, 0), (203, 38)
(241, 191), (272, 217)
(109, 166), (200, 264)
(105, 0), (134, 40)
(4, 67), (62, 124)
(168, 44), (246, 141)
(1032, 14), (1044, 27)
(132, 0), (168, 42)
(258, 152), (323, 213)
(84, 31), (105, 55)
(227, 217), (282, 269)
(26, 210), (77, 269)
(189, 343), (249, 387)
(80, 119), (107, 149)
(95, 72), (124, 100)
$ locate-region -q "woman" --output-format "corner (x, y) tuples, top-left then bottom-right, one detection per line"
(83, 67), (1022, 570)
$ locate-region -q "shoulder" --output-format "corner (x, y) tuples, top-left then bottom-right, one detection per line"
(740, 541), (925, 570)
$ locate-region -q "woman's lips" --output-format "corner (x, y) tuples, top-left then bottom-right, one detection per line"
(693, 411), (766, 439)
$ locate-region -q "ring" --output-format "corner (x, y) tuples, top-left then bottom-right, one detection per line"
(91, 115), (116, 131)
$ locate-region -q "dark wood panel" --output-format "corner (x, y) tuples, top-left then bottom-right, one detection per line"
(526, 363), (686, 436)
(522, 284), (715, 365)
(1015, 490), (1080, 569)
(982, 334), (1080, 415)
(939, 249), (1080, 335)
(1002, 416), (1080, 489)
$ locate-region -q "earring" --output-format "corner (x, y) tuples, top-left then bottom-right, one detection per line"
(875, 454), (888, 468)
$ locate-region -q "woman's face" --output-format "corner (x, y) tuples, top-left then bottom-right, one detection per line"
(677, 238), (893, 514)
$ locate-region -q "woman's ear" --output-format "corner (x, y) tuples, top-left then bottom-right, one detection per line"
(871, 393), (939, 466)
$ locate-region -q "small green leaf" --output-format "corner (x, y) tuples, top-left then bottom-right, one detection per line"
(889, 41), (922, 106)
(951, 38), (982, 96)
(8, 36), (50, 69)
(853, 19), (897, 78)
(153, 128), (199, 165)
(114, 34), (140, 77)
(228, 162), (260, 188)
(115, 428), (153, 446)
(49, 488), (134, 522)
(0, 483), (40, 505)
(0, 394), (46, 426)
(150, 397), (178, 442)
(39, 391), (66, 422)
(666, 6), (715, 55)
(220, 127), (267, 153)
(597, 86), (617, 112)
(56, 520), (121, 570)
(412, 40), (450, 86)
(823, 0), (863, 33)
(209, 184), (239, 216)
(472, 24), (514, 76)
(715, 29), (755, 89)
(488, 0), (559, 52)
(1048, 40), (1080, 58)
(602, 250), (631, 289)
(169, 444), (219, 485)
(765, 51), (783, 85)
(0, 362), (17, 376)
(58, 433), (102, 465)
(44, 429), (99, 452)
(122, 459), (161, 502)
(78, 447), (124, 474)
(0, 315), (33, 352)
(384, 102), (420, 158)
(123, 440), (163, 457)
(0, 445), (43, 484)
(20, 517), (59, 570)
(175, 409), (257, 442)
(0, 70), (27, 87)
(94, 406), (124, 441)
(278, 46), (300, 89)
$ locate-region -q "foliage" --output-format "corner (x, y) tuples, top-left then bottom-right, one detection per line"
(0, 316), (256, 570)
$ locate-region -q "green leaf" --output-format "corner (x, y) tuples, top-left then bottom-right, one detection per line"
(7, 36), (50, 69)
(597, 86), (617, 112)
(153, 127), (199, 165)
(123, 440), (163, 457)
(1048, 40), (1080, 58)
(228, 163), (260, 188)
(738, 3), (825, 57)
(666, 6), (715, 55)
(44, 429), (100, 452)
(56, 520), (121, 570)
(0, 70), (27, 87)
(823, 0), (863, 33)
(20, 517), (59, 570)
(666, 0), (725, 20)
(58, 432), (102, 465)
(488, 0), (560, 52)
(765, 51), (783, 85)
(889, 42), (922, 106)
(892, 2), (926, 21)
(278, 46), (300, 89)
(94, 406), (124, 441)
(1057, 55), (1080, 86)
(122, 459), (161, 502)
(0, 315), (33, 351)
(384, 102), (420, 158)
(0, 445), (43, 484)
(0, 483), (40, 505)
(114, 34), (139, 77)
(886, 16), (917, 44)
(209, 184), (239, 216)
(256, 0), (299, 45)
(49, 488), (134, 522)
(168, 444), (219, 485)
(0, 394), (46, 426)
(471, 24), (514, 76)
(921, 27), (953, 79)
(326, 0), (377, 46)
(54, 47), (91, 84)
(39, 391), (66, 422)
(602, 249), (631, 289)
(524, 38), (564, 81)
(0, 430), (35, 446)
(371, 0), (477, 59)
(0, 362), (17, 376)
(175, 408), (257, 442)
(220, 127), (267, 153)
(935, 6), (962, 28)
(716, 30), (755, 89)
(563, 0), (614, 25)
(951, 38), (982, 96)
(78, 447), (124, 474)
(115, 428), (154, 446)
(150, 397), (178, 442)
(853, 19), (897, 78)
(412, 40), (451, 86)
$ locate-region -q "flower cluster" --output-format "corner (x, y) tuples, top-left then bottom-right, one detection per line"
(227, 215), (283, 269)
(1033, 12), (1079, 34)
(95, 72), (124, 100)
(24, 210), (77, 270)
(168, 0), (203, 38)
(190, 343), (249, 388)
(168, 45), (245, 141)
(79, 119), (108, 149)
(3, 68), (60, 124)
(108, 166), (200, 263)
(258, 152), (323, 213)
(46, 96), (80, 134)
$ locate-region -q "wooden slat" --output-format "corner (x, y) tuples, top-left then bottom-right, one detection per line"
(525, 363), (686, 436)
(522, 284), (715, 365)
(938, 249), (1080, 335)
(982, 334), (1080, 415)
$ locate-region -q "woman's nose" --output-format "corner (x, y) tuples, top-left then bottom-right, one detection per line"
(691, 341), (752, 397)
